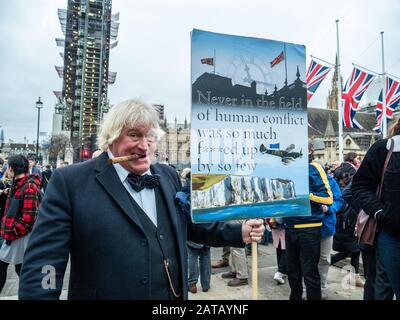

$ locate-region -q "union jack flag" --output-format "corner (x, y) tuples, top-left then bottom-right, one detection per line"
(342, 67), (375, 129)
(373, 76), (400, 132)
(270, 51), (284, 68)
(201, 58), (214, 66)
(306, 59), (332, 101)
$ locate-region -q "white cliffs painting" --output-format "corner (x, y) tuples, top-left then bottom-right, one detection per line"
(192, 175), (296, 209)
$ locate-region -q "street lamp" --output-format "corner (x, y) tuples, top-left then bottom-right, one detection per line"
(35, 97), (43, 160)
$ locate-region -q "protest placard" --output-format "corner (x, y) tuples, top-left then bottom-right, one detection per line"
(191, 29), (311, 223)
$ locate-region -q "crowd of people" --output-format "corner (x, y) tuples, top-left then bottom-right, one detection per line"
(0, 99), (399, 300)
(182, 117), (400, 300)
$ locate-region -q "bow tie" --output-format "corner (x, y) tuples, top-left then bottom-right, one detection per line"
(126, 173), (160, 192)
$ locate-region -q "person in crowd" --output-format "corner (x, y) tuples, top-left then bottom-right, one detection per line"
(59, 161), (69, 167)
(0, 158), (4, 180)
(331, 152), (363, 288)
(187, 240), (211, 293)
(342, 181), (393, 300)
(18, 99), (264, 300)
(319, 173), (344, 299)
(0, 155), (40, 293)
(40, 165), (52, 193)
(331, 193), (364, 287)
(1, 159), (8, 175)
(0, 167), (12, 279)
(328, 160), (340, 176)
(178, 169), (211, 294)
(267, 218), (287, 285)
(221, 236), (249, 287)
(27, 158), (41, 178)
(333, 152), (360, 190)
(352, 116), (400, 300)
(283, 143), (333, 300)
(212, 247), (230, 269)
(0, 167), (12, 221)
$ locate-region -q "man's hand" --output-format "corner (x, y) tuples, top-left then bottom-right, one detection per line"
(322, 205), (329, 213)
(375, 204), (400, 226)
(242, 219), (265, 244)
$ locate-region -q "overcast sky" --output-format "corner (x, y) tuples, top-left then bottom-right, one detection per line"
(0, 0), (399, 142)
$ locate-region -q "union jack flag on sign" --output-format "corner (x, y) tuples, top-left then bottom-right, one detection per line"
(201, 58), (214, 65)
(270, 51), (284, 68)
(306, 59), (332, 101)
(373, 76), (400, 132)
(342, 67), (375, 129)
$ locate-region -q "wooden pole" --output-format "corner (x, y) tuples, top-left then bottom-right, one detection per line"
(251, 241), (258, 300)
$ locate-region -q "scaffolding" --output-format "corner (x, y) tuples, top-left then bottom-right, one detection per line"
(52, 1), (119, 162)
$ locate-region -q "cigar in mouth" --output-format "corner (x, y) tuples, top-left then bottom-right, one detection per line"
(107, 154), (144, 165)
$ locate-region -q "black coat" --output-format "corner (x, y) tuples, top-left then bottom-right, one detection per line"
(333, 181), (359, 253)
(352, 137), (400, 239)
(334, 162), (356, 190)
(18, 153), (244, 300)
(333, 206), (359, 253)
(40, 169), (52, 191)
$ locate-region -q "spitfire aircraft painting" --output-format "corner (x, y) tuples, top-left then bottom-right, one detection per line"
(259, 143), (303, 165)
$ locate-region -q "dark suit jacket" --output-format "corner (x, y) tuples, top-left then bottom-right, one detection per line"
(30, 166), (41, 177)
(18, 153), (243, 300)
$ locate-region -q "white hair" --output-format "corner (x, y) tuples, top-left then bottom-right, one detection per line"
(98, 99), (164, 151)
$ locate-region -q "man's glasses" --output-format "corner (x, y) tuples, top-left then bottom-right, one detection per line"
(128, 129), (158, 143)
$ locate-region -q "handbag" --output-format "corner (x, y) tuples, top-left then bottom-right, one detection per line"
(355, 138), (394, 245)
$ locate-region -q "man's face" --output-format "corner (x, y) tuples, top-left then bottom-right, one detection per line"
(7, 167), (14, 179)
(110, 124), (157, 175)
(28, 160), (35, 168)
(354, 156), (361, 168)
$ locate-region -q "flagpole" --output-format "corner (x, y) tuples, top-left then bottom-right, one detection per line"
(386, 73), (400, 81)
(310, 55), (335, 67)
(381, 32), (387, 138)
(352, 63), (380, 76)
(336, 20), (344, 163)
(284, 43), (288, 85)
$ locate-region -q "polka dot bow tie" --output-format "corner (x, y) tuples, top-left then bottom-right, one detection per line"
(127, 173), (160, 192)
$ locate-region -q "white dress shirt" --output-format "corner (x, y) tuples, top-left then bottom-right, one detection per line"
(108, 151), (158, 226)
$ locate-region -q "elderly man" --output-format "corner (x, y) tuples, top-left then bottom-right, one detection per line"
(19, 99), (264, 300)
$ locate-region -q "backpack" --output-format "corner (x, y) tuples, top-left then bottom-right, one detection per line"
(21, 178), (44, 203)
(333, 205), (359, 253)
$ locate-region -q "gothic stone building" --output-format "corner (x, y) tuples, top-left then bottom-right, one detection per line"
(308, 107), (379, 164)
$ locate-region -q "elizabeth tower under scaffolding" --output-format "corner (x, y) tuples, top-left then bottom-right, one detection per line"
(55, 0), (119, 162)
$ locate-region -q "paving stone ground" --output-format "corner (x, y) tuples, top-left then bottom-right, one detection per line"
(0, 245), (363, 300)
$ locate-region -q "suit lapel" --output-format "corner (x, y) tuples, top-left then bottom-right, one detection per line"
(95, 153), (144, 234)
